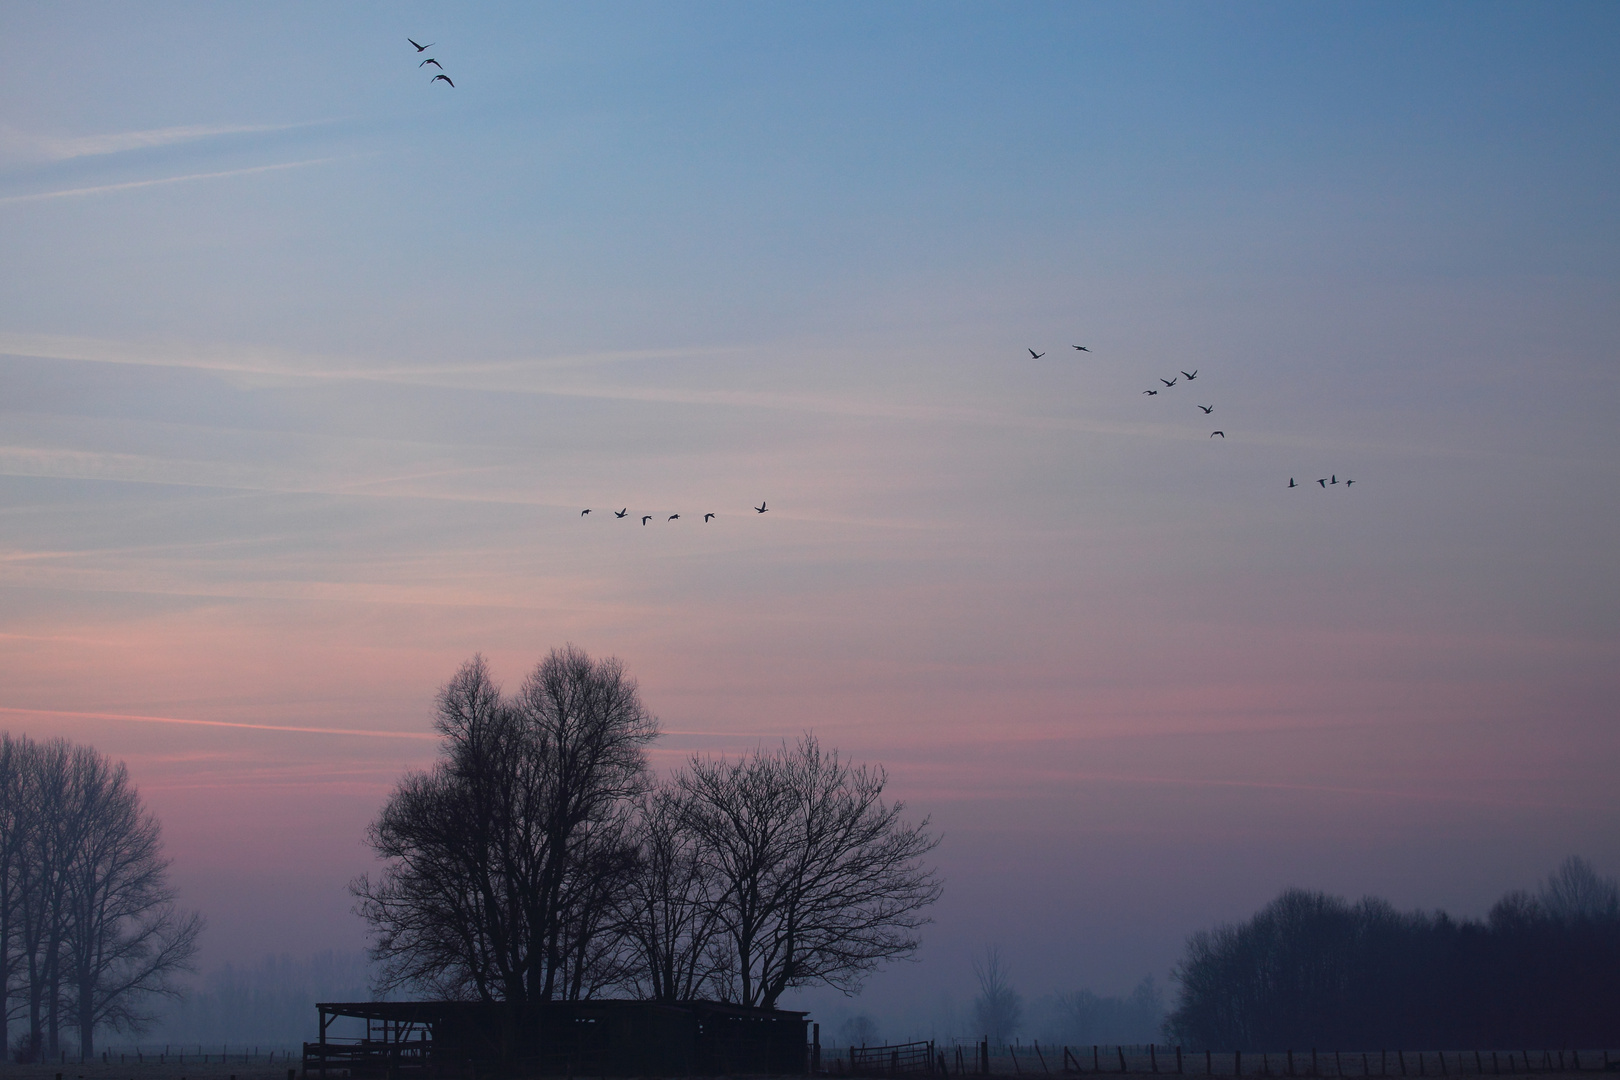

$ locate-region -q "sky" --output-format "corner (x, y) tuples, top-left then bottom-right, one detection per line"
(2, 0), (1618, 1035)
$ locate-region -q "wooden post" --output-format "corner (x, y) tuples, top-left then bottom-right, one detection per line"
(1397, 1051), (1405, 1078)
(1205, 1050), (1211, 1076)
(1035, 1042), (1050, 1074)
(1176, 1047), (1183, 1075)
(983, 1039), (990, 1076)
(1095, 1048), (1101, 1073)
(1288, 1050), (1295, 1078)
(1119, 1048), (1129, 1074)
(1235, 1050), (1241, 1078)
(1152, 1046), (1159, 1074)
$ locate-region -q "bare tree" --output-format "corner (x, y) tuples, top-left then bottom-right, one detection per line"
(972, 945), (1022, 1046)
(680, 734), (941, 1009)
(353, 647), (658, 1002)
(0, 735), (197, 1058)
(60, 746), (202, 1055)
(612, 788), (727, 1002)
(1537, 855), (1620, 923)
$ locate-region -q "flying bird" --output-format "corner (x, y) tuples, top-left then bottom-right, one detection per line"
(1182, 370), (1198, 381)
(669, 514), (680, 521)
(432, 74), (454, 87)
(409, 39), (434, 52)
(1317, 479), (1328, 488)
(1330, 475), (1339, 485)
(1288, 478), (1297, 488)
(1197, 405), (1213, 414)
(1072, 345), (1090, 352)
(1143, 389), (1158, 396)
(1160, 377), (1177, 387)
(1210, 431), (1225, 438)
(642, 515), (652, 525)
(755, 502), (768, 514)
(1028, 349), (1045, 359)
(1345, 479), (1356, 486)
(580, 509), (590, 516)
(420, 58), (443, 69)
(614, 508), (628, 518)
(704, 513), (715, 522)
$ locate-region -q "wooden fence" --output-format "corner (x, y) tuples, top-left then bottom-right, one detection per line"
(913, 1044), (1620, 1077)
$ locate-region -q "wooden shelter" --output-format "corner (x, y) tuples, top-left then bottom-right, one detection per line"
(304, 999), (809, 1077)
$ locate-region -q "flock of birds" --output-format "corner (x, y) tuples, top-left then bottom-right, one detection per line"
(409, 38), (455, 88)
(1028, 344), (1356, 490)
(580, 503), (770, 524)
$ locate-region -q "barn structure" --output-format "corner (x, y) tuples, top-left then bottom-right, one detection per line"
(303, 999), (810, 1077)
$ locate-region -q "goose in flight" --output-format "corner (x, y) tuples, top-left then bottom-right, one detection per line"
(1028, 349), (1045, 359)
(420, 58), (443, 69)
(614, 508), (628, 518)
(1345, 479), (1356, 486)
(704, 513), (715, 522)
(409, 38), (435, 52)
(1210, 431), (1225, 438)
(755, 501), (768, 513)
(432, 74), (454, 87)
(1317, 478), (1328, 488)
(642, 515), (652, 525)
(580, 509), (591, 516)
(1181, 370), (1198, 381)
(1143, 389), (1158, 396)
(1288, 478), (1297, 488)
(1197, 405), (1213, 414)
(1330, 475), (1339, 485)
(1072, 345), (1090, 352)
(1160, 377), (1177, 387)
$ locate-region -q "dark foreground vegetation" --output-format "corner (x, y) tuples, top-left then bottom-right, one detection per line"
(353, 647), (942, 1010)
(1169, 859), (1620, 1049)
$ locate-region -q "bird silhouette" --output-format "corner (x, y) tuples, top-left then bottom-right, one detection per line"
(1182, 369), (1198, 380)
(420, 58), (443, 69)
(668, 514), (680, 521)
(1317, 479), (1328, 488)
(1028, 349), (1045, 359)
(1143, 389), (1158, 396)
(704, 513), (715, 522)
(1072, 345), (1090, 352)
(614, 508), (628, 518)
(1160, 377), (1177, 387)
(642, 515), (652, 525)
(1288, 478), (1297, 488)
(755, 502), (768, 513)
(1345, 479), (1356, 486)
(580, 509), (591, 516)
(409, 39), (434, 52)
(1331, 475), (1339, 485)
(1210, 431), (1225, 438)
(1197, 405), (1213, 414)
(432, 74), (454, 87)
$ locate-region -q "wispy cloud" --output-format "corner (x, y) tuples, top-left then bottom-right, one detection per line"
(0, 121), (326, 164)
(0, 705), (436, 741)
(0, 156), (344, 206)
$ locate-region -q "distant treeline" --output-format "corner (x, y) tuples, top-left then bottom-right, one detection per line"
(1168, 858), (1620, 1049)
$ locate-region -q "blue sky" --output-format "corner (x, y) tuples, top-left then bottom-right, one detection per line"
(2, 1), (1618, 1029)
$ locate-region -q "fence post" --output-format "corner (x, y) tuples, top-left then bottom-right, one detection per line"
(1288, 1051), (1295, 1078)
(1152, 1046), (1158, 1074)
(812, 1025), (820, 1074)
(1118, 1048), (1128, 1074)
(983, 1039), (990, 1076)
(1235, 1050), (1242, 1078)
(1177, 1047), (1183, 1075)
(1095, 1048), (1101, 1073)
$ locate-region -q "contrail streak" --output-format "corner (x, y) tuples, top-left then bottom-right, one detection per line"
(0, 705), (437, 741)
(0, 157), (344, 206)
